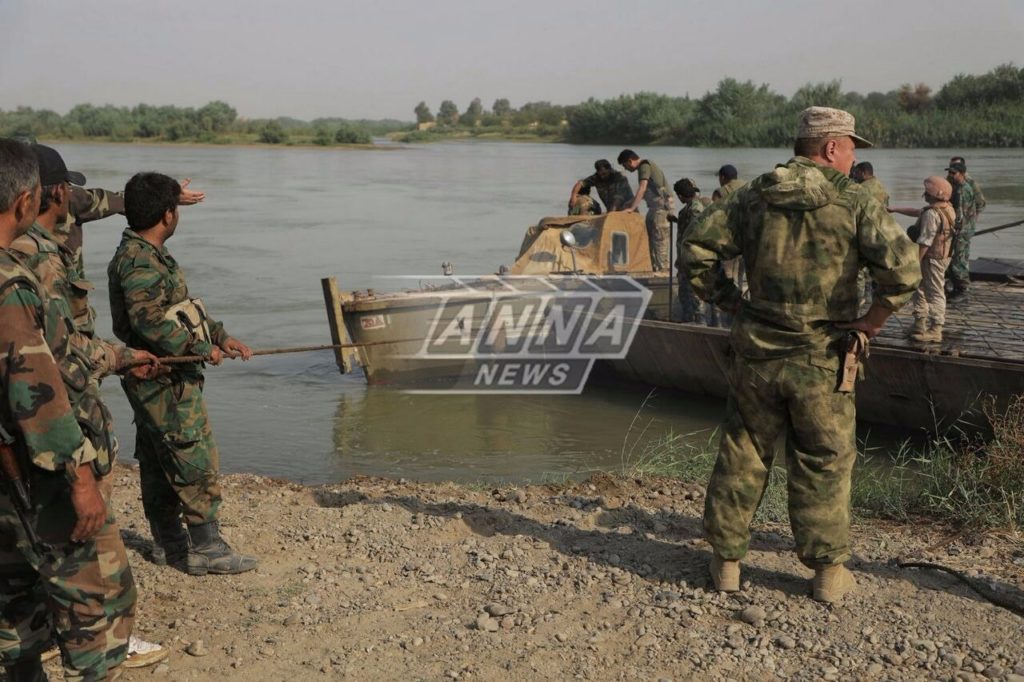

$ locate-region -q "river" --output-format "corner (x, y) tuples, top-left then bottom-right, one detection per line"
(57, 140), (1024, 484)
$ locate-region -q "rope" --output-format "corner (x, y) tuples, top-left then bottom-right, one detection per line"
(125, 338), (420, 367)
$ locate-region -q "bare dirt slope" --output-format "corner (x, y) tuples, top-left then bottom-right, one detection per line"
(49, 471), (1024, 681)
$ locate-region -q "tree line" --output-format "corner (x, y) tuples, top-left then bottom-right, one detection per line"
(3, 64), (1021, 148)
(0, 100), (407, 147)
(412, 63), (1024, 147)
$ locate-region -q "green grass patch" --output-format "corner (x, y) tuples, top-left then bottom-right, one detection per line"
(619, 395), (1024, 531)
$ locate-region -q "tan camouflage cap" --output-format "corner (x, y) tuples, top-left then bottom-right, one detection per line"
(796, 106), (873, 148)
(923, 175), (952, 201)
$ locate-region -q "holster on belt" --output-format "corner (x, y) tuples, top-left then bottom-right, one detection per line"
(839, 331), (870, 393)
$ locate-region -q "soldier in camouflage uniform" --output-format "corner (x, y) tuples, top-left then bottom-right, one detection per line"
(0, 138), (136, 682)
(108, 172), (258, 577)
(682, 108), (920, 603)
(617, 150), (673, 271)
(11, 146), (163, 488)
(851, 162), (889, 207)
(711, 164), (745, 202)
(669, 179), (712, 324)
(711, 165), (748, 326)
(945, 159), (985, 300)
(852, 162), (890, 305)
(949, 156), (986, 216)
(58, 180), (203, 336)
(568, 159), (634, 214)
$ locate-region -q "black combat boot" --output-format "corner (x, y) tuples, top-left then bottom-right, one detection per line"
(3, 655), (47, 682)
(947, 285), (969, 302)
(186, 521), (258, 576)
(148, 516), (189, 567)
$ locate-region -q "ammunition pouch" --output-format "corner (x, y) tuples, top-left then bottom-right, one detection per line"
(165, 297), (213, 345)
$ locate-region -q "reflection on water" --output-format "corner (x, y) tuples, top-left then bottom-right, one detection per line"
(331, 383), (726, 483)
(69, 141), (1023, 484)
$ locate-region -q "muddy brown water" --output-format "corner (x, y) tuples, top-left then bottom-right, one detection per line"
(57, 141), (1023, 484)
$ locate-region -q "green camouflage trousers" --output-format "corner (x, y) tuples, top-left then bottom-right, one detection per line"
(947, 222), (975, 289)
(703, 353), (857, 568)
(0, 473), (136, 680)
(121, 374), (222, 527)
(646, 208), (671, 272)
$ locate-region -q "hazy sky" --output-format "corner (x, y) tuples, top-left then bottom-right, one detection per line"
(1, 0), (1021, 121)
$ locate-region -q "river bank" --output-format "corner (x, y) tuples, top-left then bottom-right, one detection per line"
(72, 469), (1024, 681)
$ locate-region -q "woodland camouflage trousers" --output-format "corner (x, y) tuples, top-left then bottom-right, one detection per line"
(0, 472), (136, 680)
(122, 374), (222, 528)
(703, 353), (857, 568)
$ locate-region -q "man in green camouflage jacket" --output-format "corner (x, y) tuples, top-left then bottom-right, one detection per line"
(108, 172), (257, 577)
(0, 138), (137, 682)
(682, 108), (920, 603)
(851, 162), (890, 208)
(945, 159), (984, 300)
(568, 159), (635, 214)
(670, 178), (712, 324)
(32, 142), (205, 336)
(12, 145), (162, 486)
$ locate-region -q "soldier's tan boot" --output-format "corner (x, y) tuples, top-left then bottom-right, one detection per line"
(812, 564), (856, 603)
(709, 554), (741, 592)
(920, 324), (943, 344)
(907, 318), (928, 341)
(186, 521), (258, 576)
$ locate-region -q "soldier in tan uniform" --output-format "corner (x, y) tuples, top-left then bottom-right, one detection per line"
(682, 107), (920, 603)
(906, 176), (956, 344)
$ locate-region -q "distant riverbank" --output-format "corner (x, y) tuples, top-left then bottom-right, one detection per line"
(38, 136), (396, 151)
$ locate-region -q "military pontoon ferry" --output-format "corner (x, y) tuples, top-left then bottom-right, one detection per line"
(322, 215), (1024, 430)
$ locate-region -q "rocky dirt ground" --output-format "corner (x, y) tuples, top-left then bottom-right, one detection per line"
(41, 470), (1024, 681)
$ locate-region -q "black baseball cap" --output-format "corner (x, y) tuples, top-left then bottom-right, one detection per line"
(717, 164), (738, 180)
(673, 178), (700, 197)
(32, 144), (86, 186)
(945, 161), (967, 174)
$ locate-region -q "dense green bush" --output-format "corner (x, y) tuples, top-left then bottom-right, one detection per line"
(334, 124), (372, 145)
(258, 120), (287, 144)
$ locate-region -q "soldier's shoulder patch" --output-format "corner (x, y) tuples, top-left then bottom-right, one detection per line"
(10, 232), (44, 257)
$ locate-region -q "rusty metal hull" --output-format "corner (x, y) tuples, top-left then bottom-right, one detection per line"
(331, 275), (674, 387)
(603, 319), (1024, 430)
